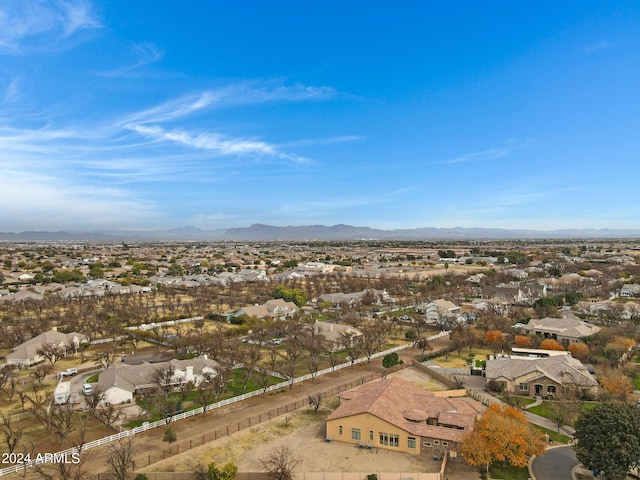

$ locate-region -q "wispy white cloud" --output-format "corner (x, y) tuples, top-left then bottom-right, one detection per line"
(1, 75), (19, 103)
(58, 0), (101, 36)
(121, 82), (336, 125)
(444, 147), (508, 165)
(443, 138), (532, 165)
(280, 135), (364, 148)
(100, 41), (164, 78)
(121, 92), (223, 125)
(584, 40), (615, 54)
(0, 0), (101, 55)
(128, 124), (310, 164)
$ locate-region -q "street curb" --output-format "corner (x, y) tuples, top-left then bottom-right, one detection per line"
(529, 444), (573, 480)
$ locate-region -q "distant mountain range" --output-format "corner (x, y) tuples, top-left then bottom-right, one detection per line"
(1, 224), (640, 242)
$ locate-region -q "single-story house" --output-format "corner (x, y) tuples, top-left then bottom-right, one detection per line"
(234, 298), (298, 320)
(310, 321), (363, 351)
(520, 313), (600, 347)
(6, 327), (87, 367)
(98, 355), (220, 405)
(326, 377), (483, 457)
(620, 284), (640, 298)
(0, 290), (44, 303)
(486, 354), (598, 399)
(317, 289), (396, 308)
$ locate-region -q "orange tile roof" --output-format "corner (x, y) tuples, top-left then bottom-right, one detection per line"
(327, 377), (484, 443)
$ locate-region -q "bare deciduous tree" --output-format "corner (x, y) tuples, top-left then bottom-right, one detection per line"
(0, 413), (23, 454)
(50, 404), (76, 445)
(153, 365), (176, 393)
(98, 403), (123, 431)
(307, 393), (322, 413)
(106, 437), (136, 480)
(260, 443), (302, 480)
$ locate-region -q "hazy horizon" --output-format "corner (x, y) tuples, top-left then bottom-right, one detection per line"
(1, 2), (639, 232)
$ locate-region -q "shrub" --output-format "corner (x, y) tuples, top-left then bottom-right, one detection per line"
(486, 379), (504, 393)
(382, 352), (399, 368)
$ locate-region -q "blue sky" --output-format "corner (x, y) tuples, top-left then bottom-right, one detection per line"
(1, 1), (639, 232)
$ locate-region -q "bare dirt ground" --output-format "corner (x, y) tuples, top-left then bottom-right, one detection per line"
(139, 368), (480, 480)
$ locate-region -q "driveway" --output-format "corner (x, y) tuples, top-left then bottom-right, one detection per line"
(531, 446), (579, 480)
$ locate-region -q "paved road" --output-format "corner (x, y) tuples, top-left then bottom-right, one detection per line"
(531, 446), (579, 480)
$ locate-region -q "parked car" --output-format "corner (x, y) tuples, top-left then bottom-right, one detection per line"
(57, 367), (78, 380)
(82, 383), (93, 396)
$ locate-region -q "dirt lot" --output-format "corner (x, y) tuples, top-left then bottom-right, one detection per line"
(140, 368), (481, 479)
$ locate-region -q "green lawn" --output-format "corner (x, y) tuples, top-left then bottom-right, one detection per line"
(527, 400), (597, 426)
(498, 396), (538, 408)
(532, 424), (570, 444)
(489, 463), (530, 480)
(86, 374), (99, 383)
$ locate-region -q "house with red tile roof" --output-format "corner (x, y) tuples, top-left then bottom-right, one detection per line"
(326, 377), (483, 457)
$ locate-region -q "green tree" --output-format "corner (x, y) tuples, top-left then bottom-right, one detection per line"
(89, 266), (105, 278)
(52, 268), (86, 283)
(533, 296), (564, 318)
(192, 461), (238, 480)
(574, 403), (640, 480)
(273, 286), (307, 307)
(163, 426), (177, 452)
(565, 291), (584, 306)
(382, 352), (399, 368)
(167, 262), (183, 276)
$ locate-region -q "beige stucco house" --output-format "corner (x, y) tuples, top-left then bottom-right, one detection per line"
(485, 354), (598, 399)
(326, 377), (483, 456)
(6, 327), (87, 367)
(233, 298), (298, 320)
(520, 313), (600, 347)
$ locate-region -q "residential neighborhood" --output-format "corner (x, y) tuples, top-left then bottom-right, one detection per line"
(0, 239), (638, 479)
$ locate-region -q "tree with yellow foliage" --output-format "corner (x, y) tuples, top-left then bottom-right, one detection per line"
(567, 342), (590, 361)
(604, 336), (635, 366)
(599, 368), (633, 402)
(539, 338), (565, 351)
(485, 330), (506, 354)
(514, 335), (533, 348)
(460, 404), (546, 473)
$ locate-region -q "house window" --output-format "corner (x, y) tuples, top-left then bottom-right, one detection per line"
(339, 426), (342, 436)
(424, 441), (432, 447)
(408, 437), (416, 449)
(547, 385), (556, 395)
(498, 381), (507, 391)
(379, 433), (399, 447)
(352, 428), (361, 441)
(442, 441), (449, 447)
(427, 418), (437, 426)
(519, 383), (529, 391)
(369, 430), (374, 441)
(434, 440), (440, 445)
